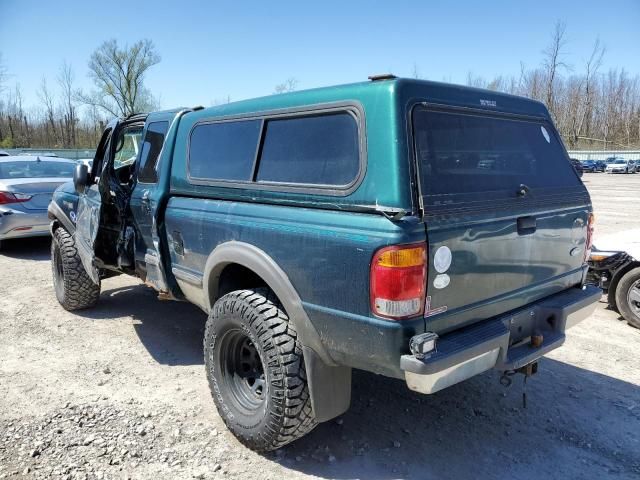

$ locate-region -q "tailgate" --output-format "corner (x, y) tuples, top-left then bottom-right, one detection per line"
(412, 105), (591, 333)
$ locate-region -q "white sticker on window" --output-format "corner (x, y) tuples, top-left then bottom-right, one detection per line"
(540, 126), (551, 143)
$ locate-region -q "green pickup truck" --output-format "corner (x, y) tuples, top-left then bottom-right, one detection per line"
(48, 76), (600, 451)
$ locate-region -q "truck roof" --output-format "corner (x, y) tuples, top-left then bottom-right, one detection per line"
(188, 77), (550, 121)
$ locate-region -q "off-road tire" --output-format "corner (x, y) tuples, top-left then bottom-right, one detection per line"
(614, 267), (640, 329)
(51, 227), (100, 311)
(204, 288), (317, 451)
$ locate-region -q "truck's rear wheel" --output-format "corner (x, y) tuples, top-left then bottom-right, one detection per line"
(204, 289), (317, 451)
(51, 228), (100, 311)
(614, 267), (640, 329)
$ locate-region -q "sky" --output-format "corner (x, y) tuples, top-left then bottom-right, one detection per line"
(1, 0), (639, 112)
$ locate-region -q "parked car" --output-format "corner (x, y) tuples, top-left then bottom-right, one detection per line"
(570, 158), (584, 177)
(581, 159), (605, 172)
(605, 158), (636, 174)
(48, 77), (600, 451)
(587, 229), (640, 329)
(77, 158), (93, 170)
(0, 155), (76, 250)
(0, 150), (9, 157)
(19, 151), (59, 158)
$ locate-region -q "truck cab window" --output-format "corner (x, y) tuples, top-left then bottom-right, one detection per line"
(114, 127), (143, 170)
(113, 125), (143, 184)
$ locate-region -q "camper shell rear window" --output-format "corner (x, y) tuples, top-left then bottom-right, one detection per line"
(412, 106), (581, 205)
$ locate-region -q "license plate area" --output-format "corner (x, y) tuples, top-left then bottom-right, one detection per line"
(504, 308), (538, 346)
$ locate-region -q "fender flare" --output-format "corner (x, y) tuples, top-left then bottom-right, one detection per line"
(203, 241), (334, 366)
(202, 241), (351, 422)
(48, 202), (75, 235)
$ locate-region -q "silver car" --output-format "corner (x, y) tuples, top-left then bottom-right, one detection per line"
(605, 158), (637, 174)
(0, 156), (76, 249)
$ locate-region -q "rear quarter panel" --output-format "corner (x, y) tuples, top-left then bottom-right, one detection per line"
(164, 199), (426, 376)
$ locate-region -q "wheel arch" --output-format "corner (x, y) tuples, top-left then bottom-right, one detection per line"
(203, 241), (331, 365)
(202, 241), (351, 422)
(47, 202), (75, 236)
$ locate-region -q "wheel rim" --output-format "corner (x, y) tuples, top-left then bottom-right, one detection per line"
(627, 279), (640, 318)
(52, 241), (65, 299)
(220, 330), (267, 412)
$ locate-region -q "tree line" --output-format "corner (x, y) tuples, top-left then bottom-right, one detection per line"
(1, 23), (639, 151)
(461, 22), (639, 150)
(0, 39), (160, 150)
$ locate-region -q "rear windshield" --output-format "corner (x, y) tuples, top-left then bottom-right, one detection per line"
(0, 161), (76, 179)
(413, 107), (580, 204)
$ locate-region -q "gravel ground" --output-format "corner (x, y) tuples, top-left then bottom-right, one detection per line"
(1, 172), (639, 480)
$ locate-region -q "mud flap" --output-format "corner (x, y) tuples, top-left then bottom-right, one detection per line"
(302, 346), (351, 422)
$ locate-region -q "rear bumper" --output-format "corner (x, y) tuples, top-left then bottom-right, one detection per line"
(0, 208), (51, 240)
(401, 285), (601, 394)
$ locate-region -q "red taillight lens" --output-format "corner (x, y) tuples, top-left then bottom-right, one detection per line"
(370, 243), (427, 320)
(584, 213), (595, 262)
(0, 191), (31, 205)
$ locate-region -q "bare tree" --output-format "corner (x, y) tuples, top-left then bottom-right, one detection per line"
(412, 63), (421, 80)
(571, 39), (606, 145)
(542, 20), (569, 120)
(0, 53), (8, 142)
(459, 22), (640, 150)
(37, 77), (60, 146)
(466, 72), (486, 88)
(0, 52), (8, 94)
(79, 39), (160, 117)
(58, 61), (77, 147)
(274, 78), (298, 94)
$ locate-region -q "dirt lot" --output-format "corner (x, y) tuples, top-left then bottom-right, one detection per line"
(1, 173), (639, 480)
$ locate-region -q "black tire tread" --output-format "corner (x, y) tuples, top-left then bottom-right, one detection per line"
(52, 228), (100, 311)
(614, 267), (640, 329)
(204, 288), (317, 451)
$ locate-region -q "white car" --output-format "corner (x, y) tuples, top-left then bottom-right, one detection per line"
(605, 158), (636, 174)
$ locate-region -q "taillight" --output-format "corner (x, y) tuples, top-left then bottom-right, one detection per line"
(0, 192), (32, 205)
(584, 213), (595, 262)
(370, 243), (427, 320)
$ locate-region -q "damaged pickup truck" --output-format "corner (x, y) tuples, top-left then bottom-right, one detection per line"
(48, 76), (601, 451)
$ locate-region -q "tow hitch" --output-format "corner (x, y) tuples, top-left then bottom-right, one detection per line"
(499, 361), (539, 408)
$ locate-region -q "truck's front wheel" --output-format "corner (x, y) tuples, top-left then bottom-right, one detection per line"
(51, 227), (100, 311)
(204, 289), (317, 451)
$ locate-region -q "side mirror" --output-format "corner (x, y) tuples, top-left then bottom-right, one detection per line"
(73, 163), (89, 194)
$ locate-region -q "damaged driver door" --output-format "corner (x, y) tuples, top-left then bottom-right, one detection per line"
(75, 117), (144, 282)
(75, 122), (116, 284)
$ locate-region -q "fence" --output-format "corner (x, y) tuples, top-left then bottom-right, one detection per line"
(3, 148), (96, 160)
(567, 150), (640, 161)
